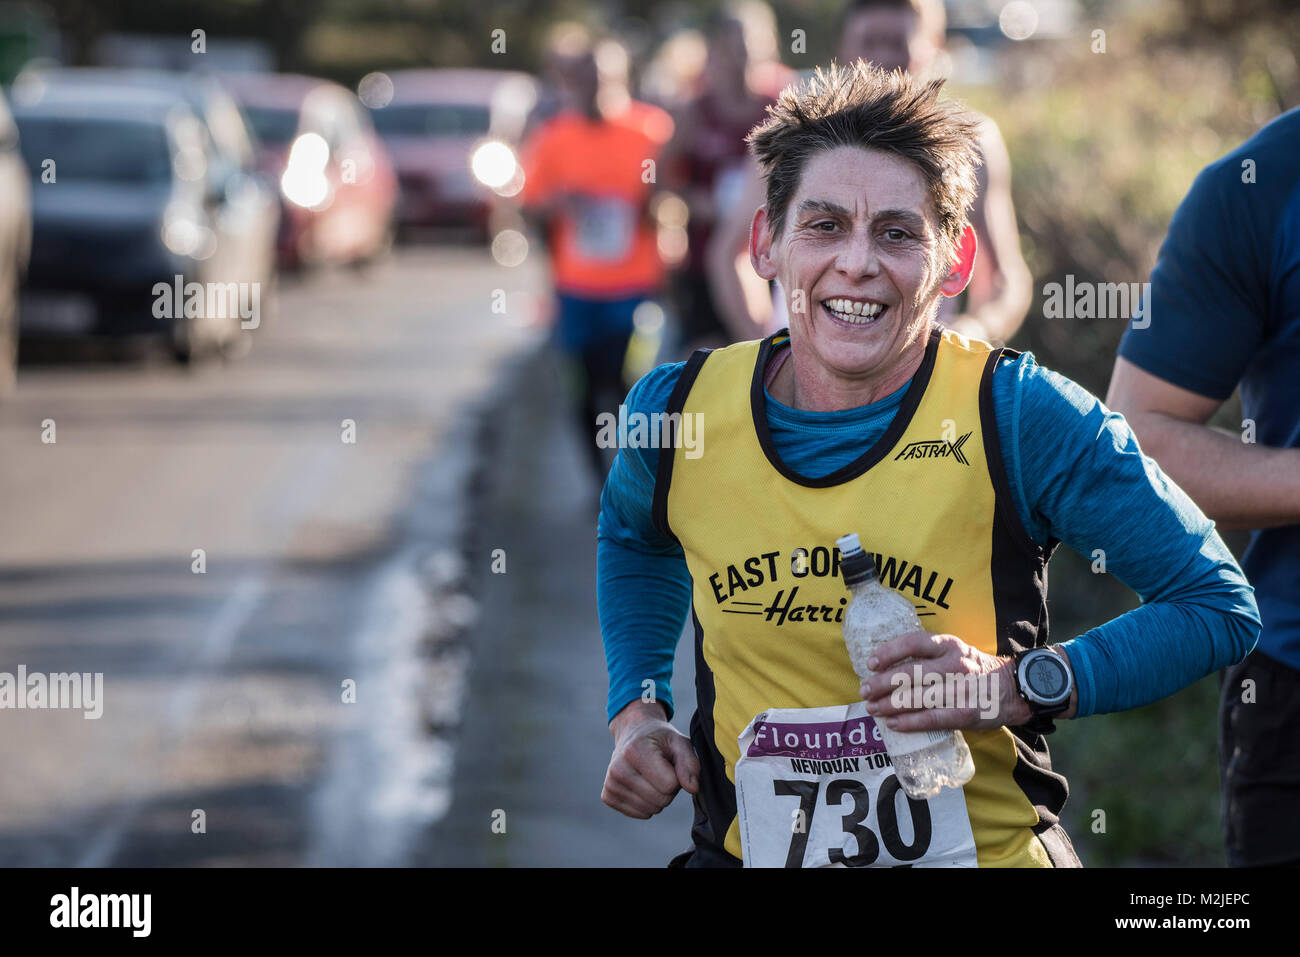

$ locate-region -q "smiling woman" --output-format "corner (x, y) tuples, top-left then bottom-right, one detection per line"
(597, 60), (1259, 870)
(754, 147), (976, 411)
(743, 63), (983, 411)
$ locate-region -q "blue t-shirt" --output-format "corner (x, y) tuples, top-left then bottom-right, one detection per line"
(597, 342), (1260, 724)
(1117, 107), (1300, 669)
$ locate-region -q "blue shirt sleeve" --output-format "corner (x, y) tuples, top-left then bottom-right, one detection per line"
(597, 348), (1262, 727)
(1116, 154), (1272, 399)
(1004, 354), (1261, 715)
(597, 362), (692, 724)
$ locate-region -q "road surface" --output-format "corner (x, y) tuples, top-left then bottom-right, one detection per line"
(0, 243), (699, 867)
(427, 344), (698, 866)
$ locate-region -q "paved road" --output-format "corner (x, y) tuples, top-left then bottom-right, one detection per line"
(428, 346), (698, 866)
(0, 245), (544, 866)
(0, 242), (701, 866)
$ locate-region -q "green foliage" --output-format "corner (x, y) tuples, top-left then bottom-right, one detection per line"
(1054, 674), (1225, 867)
(957, 0), (1299, 393)
(955, 0), (1298, 865)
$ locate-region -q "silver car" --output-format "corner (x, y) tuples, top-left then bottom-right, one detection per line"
(13, 81), (271, 362)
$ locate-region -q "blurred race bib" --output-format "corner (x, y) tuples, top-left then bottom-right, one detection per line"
(572, 196), (636, 262)
(735, 701), (978, 868)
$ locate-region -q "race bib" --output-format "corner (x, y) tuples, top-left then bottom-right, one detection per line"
(572, 196), (636, 261)
(735, 702), (978, 868)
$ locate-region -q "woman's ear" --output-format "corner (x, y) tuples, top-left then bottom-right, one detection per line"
(750, 207), (778, 281)
(939, 224), (977, 298)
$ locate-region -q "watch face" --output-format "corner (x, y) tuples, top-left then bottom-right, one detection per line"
(1026, 655), (1069, 700)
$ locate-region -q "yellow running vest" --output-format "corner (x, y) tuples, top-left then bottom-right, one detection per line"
(653, 326), (1078, 867)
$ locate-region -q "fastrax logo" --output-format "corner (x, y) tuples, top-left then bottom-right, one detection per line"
(894, 431), (971, 466)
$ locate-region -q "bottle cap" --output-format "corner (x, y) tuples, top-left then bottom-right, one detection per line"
(837, 533), (876, 585)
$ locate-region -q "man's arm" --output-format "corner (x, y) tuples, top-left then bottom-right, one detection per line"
(1108, 144), (1294, 528)
(1107, 360), (1300, 530)
(945, 119), (1033, 344)
(704, 161), (774, 340)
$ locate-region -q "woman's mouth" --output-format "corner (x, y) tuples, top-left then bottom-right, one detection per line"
(821, 297), (887, 326)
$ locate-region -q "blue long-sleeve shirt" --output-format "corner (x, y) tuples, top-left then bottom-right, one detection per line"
(598, 343), (1260, 724)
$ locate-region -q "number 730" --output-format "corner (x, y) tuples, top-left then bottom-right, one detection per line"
(774, 775), (932, 867)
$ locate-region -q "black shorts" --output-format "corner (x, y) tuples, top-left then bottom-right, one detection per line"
(667, 844), (739, 868)
(1219, 648), (1300, 867)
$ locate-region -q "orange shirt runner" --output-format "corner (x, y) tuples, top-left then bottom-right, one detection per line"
(520, 102), (672, 299)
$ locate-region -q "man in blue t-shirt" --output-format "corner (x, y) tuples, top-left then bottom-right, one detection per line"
(1109, 108), (1300, 867)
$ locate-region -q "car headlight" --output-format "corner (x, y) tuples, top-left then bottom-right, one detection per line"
(470, 140), (523, 196)
(281, 132), (331, 209)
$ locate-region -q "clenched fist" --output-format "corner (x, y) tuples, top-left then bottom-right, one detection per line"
(602, 700), (700, 819)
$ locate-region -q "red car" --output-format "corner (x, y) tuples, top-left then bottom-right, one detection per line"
(223, 73), (397, 269)
(368, 69), (536, 240)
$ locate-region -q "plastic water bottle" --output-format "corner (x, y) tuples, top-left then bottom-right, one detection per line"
(837, 532), (975, 799)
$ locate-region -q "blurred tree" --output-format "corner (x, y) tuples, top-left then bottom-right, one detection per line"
(959, 0), (1297, 394)
(34, 0), (855, 83)
(952, 0), (1296, 866)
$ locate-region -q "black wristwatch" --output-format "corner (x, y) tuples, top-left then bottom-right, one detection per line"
(1012, 647), (1074, 735)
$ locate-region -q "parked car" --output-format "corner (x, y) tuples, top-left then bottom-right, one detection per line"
(222, 72), (397, 269)
(11, 79), (270, 361)
(368, 69), (536, 240)
(19, 67), (279, 323)
(0, 89), (32, 391)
